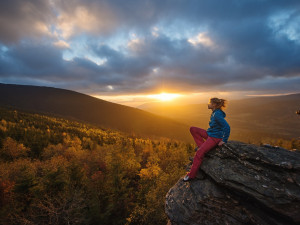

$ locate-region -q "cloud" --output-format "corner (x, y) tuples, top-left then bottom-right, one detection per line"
(0, 0), (299, 98)
(54, 40), (70, 48)
(0, 0), (54, 44)
(188, 33), (215, 47)
(55, 3), (118, 39)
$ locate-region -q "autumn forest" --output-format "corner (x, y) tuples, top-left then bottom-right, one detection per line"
(0, 107), (192, 224)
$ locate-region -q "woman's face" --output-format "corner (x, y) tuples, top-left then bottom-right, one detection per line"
(208, 101), (216, 110)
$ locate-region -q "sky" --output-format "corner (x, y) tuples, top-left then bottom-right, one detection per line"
(0, 0), (300, 107)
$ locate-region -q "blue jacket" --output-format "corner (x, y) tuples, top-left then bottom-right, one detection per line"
(206, 108), (230, 143)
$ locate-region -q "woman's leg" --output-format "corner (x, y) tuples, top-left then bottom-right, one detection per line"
(189, 127), (208, 148)
(188, 136), (222, 178)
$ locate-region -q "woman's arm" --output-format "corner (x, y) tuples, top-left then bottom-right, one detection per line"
(215, 112), (231, 143)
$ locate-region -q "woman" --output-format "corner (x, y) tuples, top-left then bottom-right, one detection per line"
(183, 97), (230, 182)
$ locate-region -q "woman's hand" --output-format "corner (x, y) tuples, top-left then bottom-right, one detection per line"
(218, 141), (225, 146)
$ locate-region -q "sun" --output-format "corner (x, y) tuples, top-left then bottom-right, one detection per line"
(147, 92), (181, 102)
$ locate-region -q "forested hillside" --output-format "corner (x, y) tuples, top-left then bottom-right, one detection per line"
(0, 107), (192, 225)
(0, 83), (192, 142)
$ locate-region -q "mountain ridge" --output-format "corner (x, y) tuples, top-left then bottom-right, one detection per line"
(0, 83), (192, 142)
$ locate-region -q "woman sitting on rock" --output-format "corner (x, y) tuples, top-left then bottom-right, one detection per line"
(184, 97), (231, 182)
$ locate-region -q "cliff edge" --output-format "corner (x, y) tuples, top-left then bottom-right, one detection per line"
(165, 141), (300, 225)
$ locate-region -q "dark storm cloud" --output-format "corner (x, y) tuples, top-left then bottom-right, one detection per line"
(0, 41), (141, 92)
(87, 34), (266, 92)
(222, 76), (300, 94)
(0, 0), (299, 95)
(0, 42), (108, 83)
(1, 43), (64, 78)
(211, 16), (300, 77)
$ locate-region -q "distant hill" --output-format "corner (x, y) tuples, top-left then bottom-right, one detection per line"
(138, 94), (300, 143)
(0, 83), (192, 142)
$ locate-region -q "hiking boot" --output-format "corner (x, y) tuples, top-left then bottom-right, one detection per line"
(183, 174), (193, 182)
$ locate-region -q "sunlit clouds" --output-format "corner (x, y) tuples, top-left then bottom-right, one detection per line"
(188, 33), (214, 47)
(53, 40), (70, 48)
(34, 21), (52, 37)
(56, 5), (117, 39)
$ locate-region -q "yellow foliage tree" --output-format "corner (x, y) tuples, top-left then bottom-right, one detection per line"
(0, 137), (29, 161)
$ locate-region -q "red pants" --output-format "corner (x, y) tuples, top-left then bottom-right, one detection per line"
(188, 127), (222, 178)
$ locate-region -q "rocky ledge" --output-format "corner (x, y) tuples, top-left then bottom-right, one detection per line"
(165, 141), (300, 225)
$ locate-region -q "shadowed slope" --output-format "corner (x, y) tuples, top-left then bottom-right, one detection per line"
(0, 83), (192, 142)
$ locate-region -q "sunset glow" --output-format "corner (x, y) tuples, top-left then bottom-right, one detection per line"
(147, 93), (182, 102)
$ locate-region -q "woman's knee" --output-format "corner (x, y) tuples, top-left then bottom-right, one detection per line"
(190, 126), (204, 133)
(190, 126), (196, 133)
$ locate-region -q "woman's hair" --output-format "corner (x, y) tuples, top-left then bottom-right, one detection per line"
(210, 97), (227, 109)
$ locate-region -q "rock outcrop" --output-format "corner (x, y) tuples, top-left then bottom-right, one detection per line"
(165, 141), (300, 225)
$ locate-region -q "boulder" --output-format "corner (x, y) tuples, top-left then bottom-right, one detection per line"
(165, 141), (300, 225)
